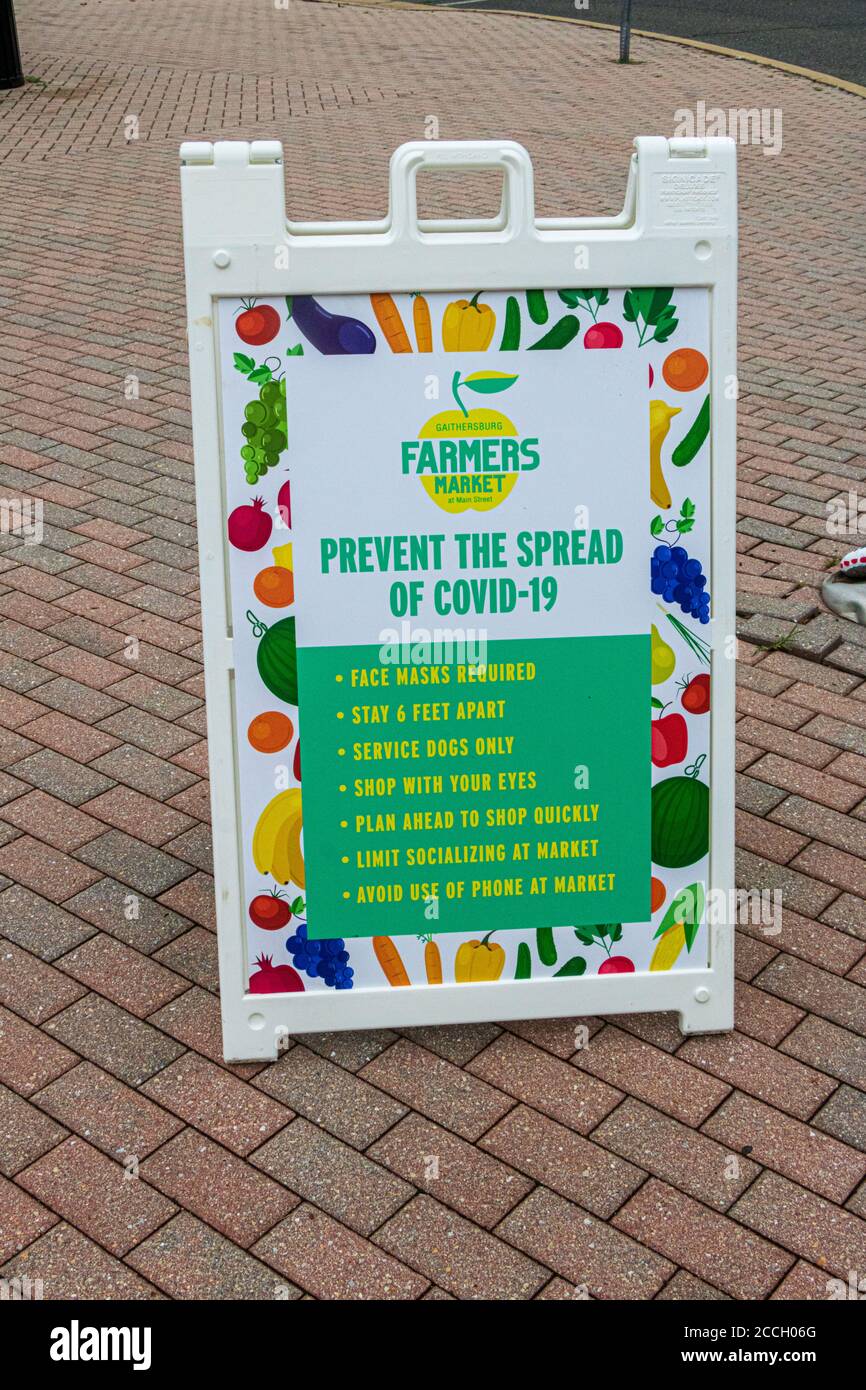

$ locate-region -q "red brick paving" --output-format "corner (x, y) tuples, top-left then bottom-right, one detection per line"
(0, 0), (864, 1300)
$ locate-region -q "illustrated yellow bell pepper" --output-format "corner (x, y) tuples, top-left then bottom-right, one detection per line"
(442, 293), (496, 352)
(454, 930), (505, 982)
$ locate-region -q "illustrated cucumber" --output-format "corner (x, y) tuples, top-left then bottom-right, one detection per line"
(515, 942), (532, 980)
(554, 956), (587, 978)
(672, 395), (709, 466)
(528, 315), (580, 350)
(536, 926), (557, 967)
(526, 290), (549, 325)
(500, 295), (521, 350)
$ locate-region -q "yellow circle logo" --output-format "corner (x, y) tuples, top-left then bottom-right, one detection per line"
(411, 372), (533, 515)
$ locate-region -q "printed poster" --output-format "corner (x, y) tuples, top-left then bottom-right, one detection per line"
(219, 288), (711, 995)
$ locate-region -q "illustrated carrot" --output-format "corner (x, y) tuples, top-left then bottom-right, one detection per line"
(424, 937), (442, 985)
(412, 294), (432, 353)
(373, 935), (411, 986)
(370, 294), (412, 353)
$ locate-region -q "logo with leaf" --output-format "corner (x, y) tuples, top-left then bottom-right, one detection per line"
(412, 369), (526, 515)
(450, 368), (518, 415)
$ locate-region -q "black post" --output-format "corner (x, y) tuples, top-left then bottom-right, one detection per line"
(0, 0), (24, 90)
(619, 0), (633, 63)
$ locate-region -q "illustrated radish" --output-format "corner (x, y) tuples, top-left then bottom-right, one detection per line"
(249, 890), (292, 931)
(599, 956), (634, 974)
(236, 301), (280, 347)
(277, 478), (291, 529)
(293, 738), (301, 783)
(228, 497), (272, 551)
(584, 322), (623, 349)
(248, 953), (304, 993)
(649, 363), (654, 387)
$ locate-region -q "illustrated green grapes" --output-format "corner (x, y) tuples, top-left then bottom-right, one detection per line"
(239, 376), (287, 481)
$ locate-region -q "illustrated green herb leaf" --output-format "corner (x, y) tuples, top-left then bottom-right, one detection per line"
(651, 697), (665, 710)
(574, 923), (621, 947)
(286, 344), (304, 356)
(291, 895), (305, 914)
(681, 498), (696, 518)
(653, 318), (679, 343)
(248, 366), (273, 385)
(558, 289), (609, 315)
(651, 515), (665, 537)
(624, 287), (678, 346)
(575, 926), (599, 946)
(233, 353), (256, 376)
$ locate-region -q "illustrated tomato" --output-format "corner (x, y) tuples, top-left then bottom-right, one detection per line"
(236, 301), (280, 346)
(249, 891), (292, 931)
(681, 673), (710, 715)
(651, 712), (688, 768)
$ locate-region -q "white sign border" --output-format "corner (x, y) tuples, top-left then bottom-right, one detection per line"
(180, 137), (737, 1061)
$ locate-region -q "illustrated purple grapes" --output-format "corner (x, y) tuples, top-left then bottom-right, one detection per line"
(286, 922), (354, 989)
(651, 544), (710, 624)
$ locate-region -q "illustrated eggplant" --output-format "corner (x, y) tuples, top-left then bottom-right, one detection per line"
(287, 296), (376, 354)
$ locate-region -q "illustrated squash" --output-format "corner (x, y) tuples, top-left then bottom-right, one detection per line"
(652, 755), (709, 868)
(247, 611), (298, 706)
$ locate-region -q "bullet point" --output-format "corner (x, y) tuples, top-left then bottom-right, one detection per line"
(341, 856), (349, 864)
(339, 784), (346, 792)
(340, 820), (347, 828)
(335, 674), (343, 683)
(337, 711), (344, 720)
(338, 748), (345, 756)
(342, 891), (350, 900)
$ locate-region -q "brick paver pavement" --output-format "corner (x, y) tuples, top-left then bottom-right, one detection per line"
(0, 0), (864, 1300)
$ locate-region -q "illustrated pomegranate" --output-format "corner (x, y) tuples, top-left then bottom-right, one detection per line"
(248, 954), (304, 993)
(228, 497), (272, 552)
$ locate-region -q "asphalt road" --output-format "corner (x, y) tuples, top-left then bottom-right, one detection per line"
(422, 0), (866, 86)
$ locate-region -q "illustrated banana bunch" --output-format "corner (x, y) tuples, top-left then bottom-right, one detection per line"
(252, 788), (305, 888)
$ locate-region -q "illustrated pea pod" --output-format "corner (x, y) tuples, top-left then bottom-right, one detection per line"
(672, 395), (710, 466)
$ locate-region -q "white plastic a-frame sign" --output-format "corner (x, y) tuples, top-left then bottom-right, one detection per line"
(180, 137), (736, 1061)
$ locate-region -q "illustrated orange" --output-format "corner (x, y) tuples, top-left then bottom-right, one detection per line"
(254, 565), (294, 608)
(248, 711), (293, 753)
(651, 876), (666, 913)
(662, 348), (708, 392)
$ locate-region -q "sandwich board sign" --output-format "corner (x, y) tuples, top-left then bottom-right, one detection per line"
(180, 137), (737, 1061)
